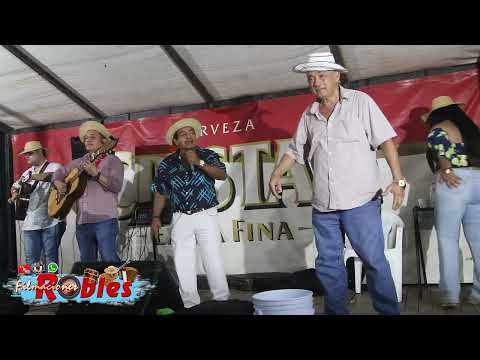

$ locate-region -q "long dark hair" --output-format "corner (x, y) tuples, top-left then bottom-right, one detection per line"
(426, 104), (480, 162)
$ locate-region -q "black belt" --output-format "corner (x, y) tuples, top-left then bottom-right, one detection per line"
(372, 189), (383, 203)
(176, 207), (209, 215)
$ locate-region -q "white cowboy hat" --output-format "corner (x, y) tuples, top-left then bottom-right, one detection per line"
(19, 141), (47, 155)
(79, 120), (113, 143)
(166, 118), (203, 145)
(292, 52), (348, 74)
(421, 96), (465, 122)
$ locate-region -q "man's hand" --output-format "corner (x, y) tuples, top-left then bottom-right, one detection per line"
(7, 193), (18, 204)
(151, 217), (162, 240)
(81, 161), (99, 177)
(54, 181), (67, 195)
(438, 168), (462, 188)
(269, 174), (283, 200)
(383, 182), (405, 210)
(10, 186), (18, 197)
(184, 149), (201, 167)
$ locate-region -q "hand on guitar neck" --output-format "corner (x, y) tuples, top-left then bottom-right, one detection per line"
(54, 181), (67, 196)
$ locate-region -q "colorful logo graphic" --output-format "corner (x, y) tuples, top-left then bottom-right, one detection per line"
(47, 262), (59, 273)
(5, 260), (155, 305)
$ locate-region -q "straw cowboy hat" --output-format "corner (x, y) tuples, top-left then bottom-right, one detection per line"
(79, 121), (113, 143)
(421, 96), (465, 122)
(166, 118), (203, 145)
(292, 52), (348, 74)
(19, 141), (47, 155)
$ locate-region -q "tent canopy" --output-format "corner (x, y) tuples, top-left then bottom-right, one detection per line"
(0, 45), (479, 130)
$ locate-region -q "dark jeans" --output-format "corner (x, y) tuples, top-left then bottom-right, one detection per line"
(24, 221), (66, 267)
(312, 199), (400, 315)
(76, 218), (121, 262)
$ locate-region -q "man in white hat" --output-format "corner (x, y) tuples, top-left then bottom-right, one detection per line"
(269, 52), (407, 315)
(9, 141), (65, 269)
(150, 118), (230, 309)
(52, 120), (124, 262)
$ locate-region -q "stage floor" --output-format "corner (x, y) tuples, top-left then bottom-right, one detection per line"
(23, 285), (480, 315)
(199, 284), (480, 315)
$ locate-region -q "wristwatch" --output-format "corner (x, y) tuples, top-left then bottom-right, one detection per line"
(443, 168), (452, 175)
(199, 160), (206, 167)
(395, 178), (407, 189)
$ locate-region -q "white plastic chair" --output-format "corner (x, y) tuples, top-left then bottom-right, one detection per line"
(343, 211), (405, 302)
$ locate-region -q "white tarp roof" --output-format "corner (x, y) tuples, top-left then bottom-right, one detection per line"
(0, 45), (479, 130)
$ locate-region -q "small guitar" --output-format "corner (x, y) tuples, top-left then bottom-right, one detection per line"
(10, 162), (50, 221)
(48, 138), (118, 219)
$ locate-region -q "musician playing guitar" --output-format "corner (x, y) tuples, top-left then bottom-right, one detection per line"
(9, 141), (66, 268)
(52, 121), (124, 262)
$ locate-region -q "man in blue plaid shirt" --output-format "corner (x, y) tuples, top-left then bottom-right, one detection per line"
(151, 118), (230, 308)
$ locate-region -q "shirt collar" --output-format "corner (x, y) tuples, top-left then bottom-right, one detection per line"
(33, 160), (48, 172)
(309, 86), (351, 115)
(175, 147), (200, 159)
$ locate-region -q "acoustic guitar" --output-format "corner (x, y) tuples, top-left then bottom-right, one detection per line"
(48, 139), (118, 219)
(11, 162), (50, 221)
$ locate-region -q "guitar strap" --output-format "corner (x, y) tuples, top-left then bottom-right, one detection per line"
(30, 161), (50, 193)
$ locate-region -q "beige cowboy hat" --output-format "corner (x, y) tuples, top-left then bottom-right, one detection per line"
(292, 52), (348, 74)
(79, 120), (113, 143)
(421, 96), (465, 122)
(166, 118), (203, 145)
(19, 141), (47, 155)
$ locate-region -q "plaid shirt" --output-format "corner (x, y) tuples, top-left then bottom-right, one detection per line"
(151, 147), (225, 212)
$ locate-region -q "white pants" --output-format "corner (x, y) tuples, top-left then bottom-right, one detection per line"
(171, 207), (230, 308)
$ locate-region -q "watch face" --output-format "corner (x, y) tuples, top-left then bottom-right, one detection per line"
(398, 180), (406, 187)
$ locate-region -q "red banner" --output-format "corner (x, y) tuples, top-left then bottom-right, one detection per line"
(11, 68), (480, 180)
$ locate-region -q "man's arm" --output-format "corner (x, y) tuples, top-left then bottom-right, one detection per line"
(199, 163), (227, 180)
(185, 150), (227, 180)
(97, 156), (124, 193)
(269, 111), (309, 199)
(380, 139), (406, 210)
(151, 192), (167, 240)
(152, 192), (167, 219)
(269, 153), (297, 199)
(381, 139), (404, 180)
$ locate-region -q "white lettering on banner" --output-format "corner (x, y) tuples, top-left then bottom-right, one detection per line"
(233, 121), (241, 133)
(200, 119), (256, 136)
(245, 119), (255, 132)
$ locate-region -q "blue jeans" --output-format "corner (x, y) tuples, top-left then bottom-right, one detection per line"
(313, 199), (400, 315)
(434, 168), (480, 304)
(76, 218), (121, 262)
(24, 221), (66, 267)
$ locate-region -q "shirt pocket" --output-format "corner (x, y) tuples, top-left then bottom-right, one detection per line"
(331, 117), (365, 146)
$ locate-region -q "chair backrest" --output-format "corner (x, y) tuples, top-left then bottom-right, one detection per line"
(382, 211), (404, 249)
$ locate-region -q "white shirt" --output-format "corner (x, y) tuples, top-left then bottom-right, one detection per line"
(14, 161), (63, 231)
(286, 87), (397, 212)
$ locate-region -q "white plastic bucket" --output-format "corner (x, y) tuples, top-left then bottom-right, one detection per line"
(252, 289), (314, 315)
